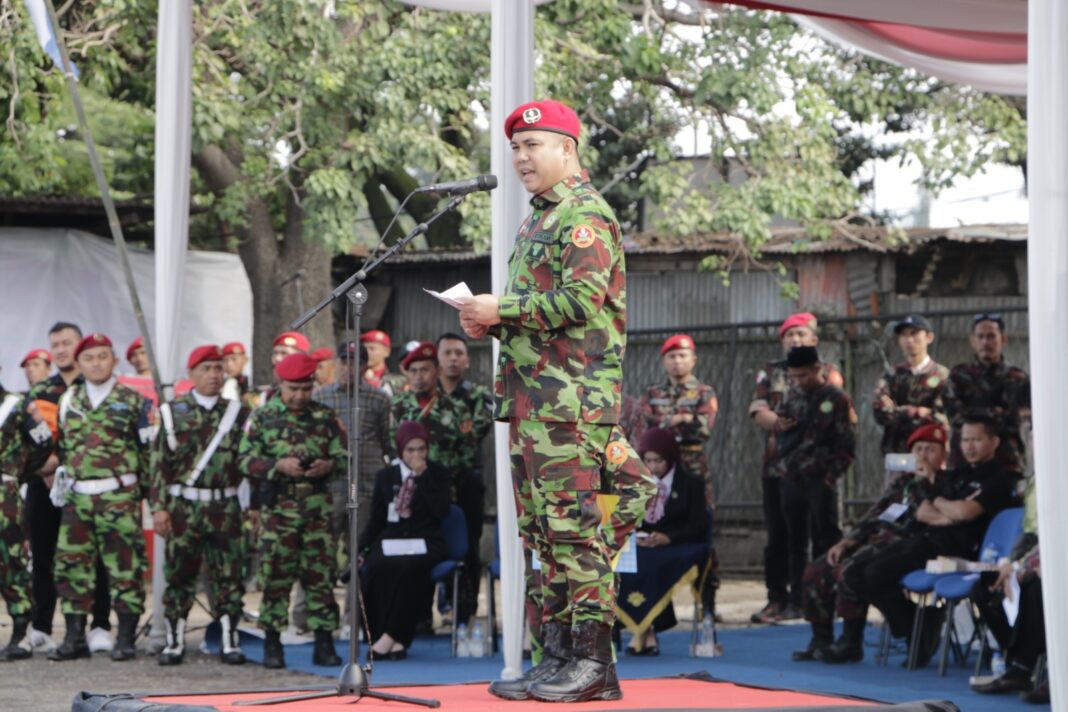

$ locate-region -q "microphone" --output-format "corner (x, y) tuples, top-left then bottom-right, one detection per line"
(415, 174), (498, 197)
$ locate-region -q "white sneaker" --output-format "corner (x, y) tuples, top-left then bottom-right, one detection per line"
(29, 628), (56, 653)
(87, 627), (114, 653)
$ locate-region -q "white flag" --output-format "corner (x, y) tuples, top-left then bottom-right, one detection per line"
(22, 0), (79, 79)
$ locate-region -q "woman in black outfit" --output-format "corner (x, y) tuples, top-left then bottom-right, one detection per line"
(359, 420), (451, 659)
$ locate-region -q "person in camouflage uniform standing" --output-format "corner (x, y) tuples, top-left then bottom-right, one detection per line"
(795, 424), (947, 664)
(944, 314), (1031, 474)
(0, 372), (32, 661)
(48, 334), (152, 662)
(872, 314), (950, 455)
(361, 330), (407, 398)
(239, 353), (345, 669)
(150, 345), (251, 666)
(459, 99), (656, 703)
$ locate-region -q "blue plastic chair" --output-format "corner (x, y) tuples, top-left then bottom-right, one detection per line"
(430, 505), (468, 657)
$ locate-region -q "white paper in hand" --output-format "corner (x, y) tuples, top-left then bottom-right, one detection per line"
(423, 282), (474, 310)
(381, 538), (428, 556)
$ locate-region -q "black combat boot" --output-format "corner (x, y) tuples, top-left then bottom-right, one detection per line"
(263, 629), (285, 669)
(48, 614), (90, 661)
(527, 620), (622, 703)
(111, 613), (139, 661)
(488, 621), (572, 701)
(312, 630), (341, 666)
(792, 619), (833, 661)
(0, 614), (32, 661)
(219, 614), (246, 665)
(819, 619), (866, 663)
(157, 618), (185, 666)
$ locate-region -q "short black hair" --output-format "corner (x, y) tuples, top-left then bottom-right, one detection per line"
(961, 412), (1000, 438)
(436, 332), (468, 348)
(49, 322), (82, 338)
(972, 313), (1005, 334)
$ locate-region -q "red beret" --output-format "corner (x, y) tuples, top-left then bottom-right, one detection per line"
(359, 330), (391, 348)
(187, 344), (223, 370)
(126, 337), (144, 361)
(401, 341), (437, 370)
(221, 342), (246, 356)
(272, 331), (310, 353)
(660, 334), (695, 355)
(74, 333), (113, 360)
(906, 423), (948, 451)
(396, 420), (431, 454)
(274, 353), (318, 383)
(779, 312), (818, 339)
(20, 349), (52, 367)
(311, 347), (335, 362)
(505, 100), (581, 142)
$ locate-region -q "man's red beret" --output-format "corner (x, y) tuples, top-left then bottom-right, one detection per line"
(275, 353), (318, 383)
(906, 423), (948, 451)
(20, 349), (52, 367)
(401, 341), (437, 370)
(75, 333), (113, 360)
(359, 330), (391, 348)
(187, 345), (223, 371)
(221, 342), (246, 356)
(272, 331), (310, 353)
(126, 337), (144, 361)
(779, 312), (818, 339)
(505, 100), (581, 142)
(311, 347), (335, 363)
(660, 334), (696, 356)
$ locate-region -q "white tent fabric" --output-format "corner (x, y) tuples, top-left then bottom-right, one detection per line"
(723, 0), (1027, 33)
(0, 228), (253, 384)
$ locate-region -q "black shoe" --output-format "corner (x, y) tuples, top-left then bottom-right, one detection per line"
(48, 614), (90, 661)
(111, 613), (139, 661)
(488, 622), (571, 701)
(750, 601), (784, 624)
(219, 614), (246, 665)
(1020, 682), (1050, 704)
(527, 621), (623, 703)
(312, 630), (341, 666)
(385, 648), (408, 660)
(263, 629), (285, 669)
(818, 620), (865, 664)
(972, 667), (1033, 694)
(793, 620), (833, 662)
(0, 614), (32, 662)
(157, 618), (185, 666)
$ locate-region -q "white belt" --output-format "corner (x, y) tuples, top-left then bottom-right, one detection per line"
(71, 473), (138, 495)
(1, 474), (16, 485)
(168, 484), (239, 502)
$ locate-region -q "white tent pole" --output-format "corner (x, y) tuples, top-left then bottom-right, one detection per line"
(491, 0), (535, 681)
(1028, 2), (1066, 709)
(149, 0), (194, 651)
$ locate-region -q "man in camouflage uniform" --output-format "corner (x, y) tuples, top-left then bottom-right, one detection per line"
(748, 312), (843, 623)
(794, 424), (946, 663)
(220, 342), (251, 403)
(0, 371), (32, 661)
(20, 349), (52, 389)
(48, 334), (153, 662)
(361, 330), (406, 398)
(460, 99), (656, 703)
(150, 345), (250, 666)
(239, 353), (346, 669)
(872, 314), (950, 455)
(944, 314), (1030, 474)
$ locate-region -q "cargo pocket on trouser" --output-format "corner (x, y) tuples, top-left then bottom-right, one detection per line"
(537, 465), (601, 545)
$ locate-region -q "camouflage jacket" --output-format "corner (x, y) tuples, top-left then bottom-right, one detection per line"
(151, 393), (251, 508)
(364, 366), (407, 400)
(749, 360), (843, 477)
(391, 388), (487, 478)
(640, 376), (718, 476)
(237, 396), (347, 501)
(943, 356), (1031, 472)
(779, 383), (856, 485)
(493, 171), (626, 424)
(21, 372), (84, 473)
(872, 359), (950, 454)
(438, 379), (494, 471)
(57, 381), (152, 481)
(845, 472), (939, 543)
(0, 385), (27, 479)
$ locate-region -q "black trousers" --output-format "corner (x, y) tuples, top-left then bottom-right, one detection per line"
(973, 573), (1046, 670)
(25, 477), (111, 633)
(442, 473), (484, 625)
(363, 544), (442, 647)
(762, 476), (790, 604)
(845, 536), (939, 639)
(781, 476), (841, 609)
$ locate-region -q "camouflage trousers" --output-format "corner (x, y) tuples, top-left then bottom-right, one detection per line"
(0, 481), (32, 617)
(802, 533), (902, 625)
(163, 497), (245, 622)
(258, 492), (339, 632)
(511, 419), (655, 639)
(55, 489), (146, 616)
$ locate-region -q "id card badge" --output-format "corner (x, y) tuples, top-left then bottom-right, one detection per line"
(387, 501), (400, 523)
(878, 502), (909, 523)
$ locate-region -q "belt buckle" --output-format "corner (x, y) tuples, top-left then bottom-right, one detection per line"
(294, 482), (312, 498)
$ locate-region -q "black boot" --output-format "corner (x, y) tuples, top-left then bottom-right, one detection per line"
(819, 619), (866, 663)
(219, 614), (246, 665)
(0, 614), (32, 661)
(488, 621), (572, 701)
(792, 620), (833, 661)
(111, 613), (139, 661)
(48, 614), (90, 661)
(312, 630), (341, 666)
(527, 621), (622, 703)
(158, 618), (185, 666)
(263, 629), (285, 669)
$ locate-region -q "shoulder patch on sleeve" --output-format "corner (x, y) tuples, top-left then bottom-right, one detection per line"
(571, 225), (596, 248)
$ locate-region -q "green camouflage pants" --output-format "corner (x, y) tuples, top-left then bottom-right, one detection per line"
(163, 497), (245, 621)
(0, 481), (32, 617)
(258, 492), (339, 632)
(55, 489), (146, 616)
(511, 420), (655, 632)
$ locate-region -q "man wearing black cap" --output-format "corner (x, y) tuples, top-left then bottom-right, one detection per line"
(872, 314), (950, 455)
(777, 346), (856, 661)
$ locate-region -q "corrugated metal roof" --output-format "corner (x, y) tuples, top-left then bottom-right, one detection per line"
(0, 195), (154, 213)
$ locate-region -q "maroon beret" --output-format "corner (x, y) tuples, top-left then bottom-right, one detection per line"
(20, 349), (52, 367)
(779, 312), (818, 339)
(74, 333), (113, 360)
(360, 330), (391, 348)
(126, 337), (144, 361)
(310, 347), (335, 363)
(272, 331), (310, 353)
(660, 334), (695, 356)
(187, 344), (223, 370)
(221, 342), (246, 356)
(906, 423), (948, 451)
(401, 341), (437, 370)
(505, 100), (581, 141)
(275, 353), (318, 383)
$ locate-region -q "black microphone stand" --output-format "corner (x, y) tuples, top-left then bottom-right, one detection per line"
(235, 196), (465, 708)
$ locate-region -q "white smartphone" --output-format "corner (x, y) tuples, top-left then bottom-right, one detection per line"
(884, 453), (918, 472)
